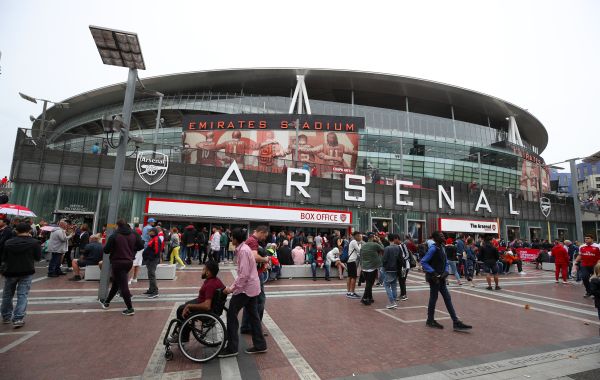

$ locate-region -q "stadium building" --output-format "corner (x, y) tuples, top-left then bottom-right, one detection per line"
(9, 68), (576, 242)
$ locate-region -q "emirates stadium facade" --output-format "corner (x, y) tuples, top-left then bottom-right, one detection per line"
(9, 68), (576, 242)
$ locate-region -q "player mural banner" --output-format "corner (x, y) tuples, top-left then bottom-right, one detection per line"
(181, 114), (364, 178)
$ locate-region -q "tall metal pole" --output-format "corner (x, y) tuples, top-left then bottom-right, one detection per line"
(98, 68), (137, 301)
(153, 94), (163, 151)
(39, 100), (48, 139)
(477, 152), (482, 186)
(569, 158), (584, 242)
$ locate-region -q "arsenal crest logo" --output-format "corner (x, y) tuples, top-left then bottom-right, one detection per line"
(540, 197), (551, 218)
(136, 151), (169, 186)
(340, 214), (347, 222)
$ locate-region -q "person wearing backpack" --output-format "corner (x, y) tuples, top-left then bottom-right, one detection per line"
(421, 231), (472, 331)
(382, 233), (401, 309)
(397, 235), (413, 301)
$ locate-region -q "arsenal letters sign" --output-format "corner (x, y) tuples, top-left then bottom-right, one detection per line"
(146, 198), (352, 226)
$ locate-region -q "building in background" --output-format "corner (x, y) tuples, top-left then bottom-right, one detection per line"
(9, 68), (575, 242)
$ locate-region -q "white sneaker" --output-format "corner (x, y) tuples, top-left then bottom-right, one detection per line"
(132, 278), (138, 283)
(386, 303), (398, 309)
(519, 271), (527, 275)
(128, 279), (132, 285)
(181, 265), (186, 270)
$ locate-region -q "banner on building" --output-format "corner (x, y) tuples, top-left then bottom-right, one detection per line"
(181, 114), (363, 178)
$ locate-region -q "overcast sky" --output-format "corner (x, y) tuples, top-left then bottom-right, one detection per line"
(1, 0), (599, 177)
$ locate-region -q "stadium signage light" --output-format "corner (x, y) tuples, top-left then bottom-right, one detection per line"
(211, 161), (545, 216)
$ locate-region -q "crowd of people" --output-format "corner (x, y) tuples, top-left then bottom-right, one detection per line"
(1, 213), (600, 345)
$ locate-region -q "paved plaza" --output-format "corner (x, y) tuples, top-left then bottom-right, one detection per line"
(1, 263), (599, 380)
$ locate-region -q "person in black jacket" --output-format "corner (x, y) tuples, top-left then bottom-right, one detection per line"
(479, 235), (501, 291)
(1, 223), (42, 327)
(0, 216), (15, 266)
(276, 240), (293, 266)
(77, 224), (90, 258)
(99, 219), (144, 316)
(420, 231), (472, 332)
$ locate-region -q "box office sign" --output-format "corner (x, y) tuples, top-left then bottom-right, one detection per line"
(181, 114), (364, 177)
(438, 218), (499, 233)
(146, 198), (352, 226)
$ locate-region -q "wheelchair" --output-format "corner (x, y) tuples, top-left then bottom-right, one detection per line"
(163, 288), (228, 363)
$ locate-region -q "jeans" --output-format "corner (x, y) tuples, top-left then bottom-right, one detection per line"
(581, 266), (594, 294)
(48, 252), (63, 275)
(106, 261), (133, 309)
(384, 271), (398, 303)
(311, 262), (330, 279)
(269, 265), (281, 280)
(145, 258), (159, 294)
(427, 275), (458, 323)
(378, 267), (385, 285)
(219, 247), (225, 262)
(201, 247), (209, 263)
(361, 270), (377, 302)
(226, 293), (266, 353)
(227, 250), (234, 261)
(448, 261), (461, 281)
(241, 273), (266, 331)
(180, 245), (188, 261)
(1, 275), (33, 321)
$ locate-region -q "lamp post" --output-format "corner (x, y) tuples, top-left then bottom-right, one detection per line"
(89, 25), (146, 301)
(19, 92), (69, 140)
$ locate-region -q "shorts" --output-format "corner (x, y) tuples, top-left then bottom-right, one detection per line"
(347, 261), (358, 278)
(77, 259), (97, 268)
(483, 263), (499, 275)
(133, 250), (144, 267)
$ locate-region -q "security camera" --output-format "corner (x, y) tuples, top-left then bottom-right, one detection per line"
(30, 115), (36, 122)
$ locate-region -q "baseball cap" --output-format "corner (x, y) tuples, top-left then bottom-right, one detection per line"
(366, 232), (375, 239)
(148, 218), (156, 223)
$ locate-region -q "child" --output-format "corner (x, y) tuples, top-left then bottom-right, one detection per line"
(589, 262), (600, 321)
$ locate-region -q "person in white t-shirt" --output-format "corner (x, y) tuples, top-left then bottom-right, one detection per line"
(346, 232), (362, 299)
(210, 227), (221, 262)
(327, 238), (346, 280)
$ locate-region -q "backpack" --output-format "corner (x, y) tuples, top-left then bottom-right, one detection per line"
(340, 240), (350, 263)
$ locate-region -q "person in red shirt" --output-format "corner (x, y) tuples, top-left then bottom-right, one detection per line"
(573, 234), (600, 297)
(551, 240), (569, 284)
(166, 261), (224, 344)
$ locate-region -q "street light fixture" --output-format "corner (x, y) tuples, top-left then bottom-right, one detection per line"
(19, 92), (69, 138)
(90, 25), (145, 301)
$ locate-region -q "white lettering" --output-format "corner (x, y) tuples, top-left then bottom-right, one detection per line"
(344, 174), (366, 202)
(215, 161), (249, 193)
(395, 180), (414, 206)
(475, 189), (492, 213)
(509, 193), (520, 215)
(286, 168), (311, 198)
(438, 185), (455, 209)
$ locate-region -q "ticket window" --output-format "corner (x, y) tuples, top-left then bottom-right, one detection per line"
(556, 228), (568, 241)
(529, 227), (542, 242)
(371, 218), (392, 234)
(507, 226), (520, 242)
(407, 220), (424, 243)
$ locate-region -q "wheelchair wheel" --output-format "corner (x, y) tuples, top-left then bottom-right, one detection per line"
(179, 313), (226, 363)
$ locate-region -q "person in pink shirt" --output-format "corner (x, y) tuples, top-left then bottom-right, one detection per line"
(292, 245), (306, 265)
(220, 228), (267, 358)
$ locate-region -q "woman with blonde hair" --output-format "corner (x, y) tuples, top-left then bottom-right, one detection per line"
(589, 262), (600, 320)
(169, 227), (186, 269)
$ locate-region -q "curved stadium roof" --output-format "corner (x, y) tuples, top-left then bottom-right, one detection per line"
(34, 68), (549, 151)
